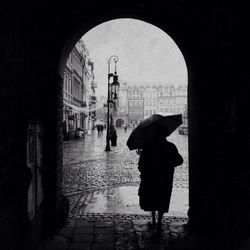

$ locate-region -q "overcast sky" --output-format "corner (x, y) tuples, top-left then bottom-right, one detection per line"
(82, 18), (187, 97)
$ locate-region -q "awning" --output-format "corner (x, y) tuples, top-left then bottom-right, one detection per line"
(63, 99), (88, 113)
(63, 99), (104, 113)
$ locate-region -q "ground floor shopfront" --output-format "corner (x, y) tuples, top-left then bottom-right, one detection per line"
(63, 104), (96, 139)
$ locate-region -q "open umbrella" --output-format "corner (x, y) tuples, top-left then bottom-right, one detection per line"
(126, 113), (182, 150)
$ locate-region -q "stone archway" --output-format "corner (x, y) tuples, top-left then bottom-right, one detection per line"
(59, 16), (193, 226)
(58, 5), (194, 227)
(0, 2), (236, 249)
(55, 0), (233, 242)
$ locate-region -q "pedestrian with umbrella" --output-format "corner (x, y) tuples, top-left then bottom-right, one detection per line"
(126, 114), (184, 232)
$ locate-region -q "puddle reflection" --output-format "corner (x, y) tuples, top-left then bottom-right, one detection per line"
(83, 185), (188, 217)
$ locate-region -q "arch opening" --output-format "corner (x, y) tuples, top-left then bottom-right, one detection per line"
(60, 18), (189, 218)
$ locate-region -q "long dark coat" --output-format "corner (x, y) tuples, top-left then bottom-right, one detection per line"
(138, 137), (183, 212)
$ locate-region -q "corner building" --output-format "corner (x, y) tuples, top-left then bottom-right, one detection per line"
(63, 39), (96, 139)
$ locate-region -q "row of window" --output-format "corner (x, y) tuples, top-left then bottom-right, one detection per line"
(144, 93), (157, 98)
(158, 108), (184, 113)
(129, 110), (143, 115)
(159, 108), (175, 113)
(72, 82), (82, 101)
(64, 73), (83, 102)
(144, 90), (186, 98)
(127, 91), (187, 99)
(128, 100), (186, 107)
(127, 107), (185, 115)
(145, 101), (157, 106)
(159, 99), (175, 105)
(72, 53), (83, 76)
(66, 48), (87, 78)
(175, 99), (186, 104)
(128, 101), (143, 107)
(145, 110), (156, 115)
(158, 92), (174, 97)
(128, 95), (186, 100)
(127, 91), (143, 99)
(64, 73), (72, 101)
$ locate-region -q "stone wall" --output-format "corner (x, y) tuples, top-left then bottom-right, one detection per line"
(2, 1), (248, 250)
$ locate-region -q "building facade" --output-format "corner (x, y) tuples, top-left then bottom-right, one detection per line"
(63, 39), (97, 139)
(175, 85), (188, 114)
(157, 85), (176, 114)
(127, 85), (144, 126)
(143, 85), (158, 118)
(86, 59), (97, 133)
(125, 84), (187, 124)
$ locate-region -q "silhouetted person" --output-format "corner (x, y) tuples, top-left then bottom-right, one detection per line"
(96, 124), (100, 137)
(110, 129), (117, 146)
(124, 125), (127, 132)
(100, 124), (104, 136)
(138, 124), (183, 232)
(97, 124), (103, 137)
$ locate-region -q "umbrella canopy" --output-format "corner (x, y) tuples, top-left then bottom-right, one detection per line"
(126, 113), (182, 150)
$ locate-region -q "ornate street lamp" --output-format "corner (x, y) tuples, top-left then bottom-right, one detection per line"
(105, 55), (119, 151)
(112, 73), (119, 101)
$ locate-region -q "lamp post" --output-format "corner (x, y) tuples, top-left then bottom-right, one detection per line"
(105, 55), (119, 152)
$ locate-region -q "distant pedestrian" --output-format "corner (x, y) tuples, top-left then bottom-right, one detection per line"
(124, 125), (127, 132)
(138, 124), (183, 232)
(110, 129), (117, 146)
(97, 124), (101, 137)
(109, 125), (117, 146)
(100, 124), (104, 136)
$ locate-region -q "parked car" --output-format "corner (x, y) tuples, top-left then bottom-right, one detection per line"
(178, 125), (188, 135)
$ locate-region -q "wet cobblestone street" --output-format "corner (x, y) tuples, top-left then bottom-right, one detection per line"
(39, 128), (191, 250)
(40, 213), (192, 250)
(63, 127), (189, 217)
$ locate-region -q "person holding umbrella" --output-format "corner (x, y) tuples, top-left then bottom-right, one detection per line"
(126, 114), (183, 232)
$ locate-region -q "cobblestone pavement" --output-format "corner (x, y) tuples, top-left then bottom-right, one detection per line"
(63, 127), (189, 217)
(39, 128), (192, 250)
(39, 213), (195, 250)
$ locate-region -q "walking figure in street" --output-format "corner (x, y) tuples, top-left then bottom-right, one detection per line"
(100, 124), (104, 136)
(96, 124), (101, 137)
(137, 124), (183, 232)
(124, 124), (127, 132)
(109, 125), (117, 146)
